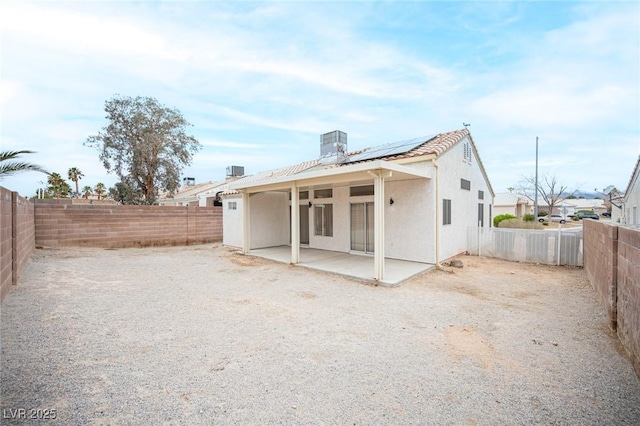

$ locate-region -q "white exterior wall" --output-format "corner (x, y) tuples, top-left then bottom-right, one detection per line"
(305, 180), (436, 262)
(250, 192), (289, 249)
(493, 205), (516, 217)
(385, 178), (434, 263)
(438, 136), (493, 261)
(622, 174), (640, 225)
(222, 195), (243, 248)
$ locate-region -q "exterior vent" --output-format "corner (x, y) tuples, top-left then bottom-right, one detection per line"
(320, 130), (347, 163)
(226, 165), (245, 177)
(182, 177), (195, 186)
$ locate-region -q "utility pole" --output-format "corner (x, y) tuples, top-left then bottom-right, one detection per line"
(534, 137), (539, 219)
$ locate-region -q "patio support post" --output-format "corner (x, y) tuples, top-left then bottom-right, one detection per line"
(291, 184), (300, 264)
(242, 191), (250, 253)
(373, 171), (385, 281)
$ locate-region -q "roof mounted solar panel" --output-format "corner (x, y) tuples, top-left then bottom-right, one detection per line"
(347, 134), (436, 163)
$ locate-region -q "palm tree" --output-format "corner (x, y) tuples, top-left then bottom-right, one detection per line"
(82, 185), (93, 199)
(0, 150), (48, 178)
(68, 167), (84, 198)
(47, 172), (69, 198)
(94, 182), (106, 200)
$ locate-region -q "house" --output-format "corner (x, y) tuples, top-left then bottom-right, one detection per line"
(158, 180), (221, 206)
(614, 155), (640, 225)
(222, 128), (494, 283)
(158, 168), (248, 207)
(555, 198), (607, 217)
(493, 192), (532, 218)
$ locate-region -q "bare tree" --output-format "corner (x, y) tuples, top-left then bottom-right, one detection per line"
(516, 174), (575, 217)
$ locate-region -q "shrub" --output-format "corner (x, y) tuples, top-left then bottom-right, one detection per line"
(494, 214), (517, 227)
(498, 219), (544, 229)
(523, 214), (535, 222)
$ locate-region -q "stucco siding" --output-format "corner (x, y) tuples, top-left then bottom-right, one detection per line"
(438, 136), (492, 261)
(624, 176), (640, 225)
(385, 178), (434, 263)
(250, 192), (289, 249)
(222, 195), (243, 248)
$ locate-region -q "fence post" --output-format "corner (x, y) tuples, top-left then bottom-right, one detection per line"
(478, 222), (482, 257)
(556, 225), (562, 266)
(11, 191), (17, 285)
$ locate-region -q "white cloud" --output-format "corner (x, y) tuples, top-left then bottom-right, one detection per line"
(0, 1), (638, 197)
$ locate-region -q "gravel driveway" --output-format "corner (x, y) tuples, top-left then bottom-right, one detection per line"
(1, 245), (639, 425)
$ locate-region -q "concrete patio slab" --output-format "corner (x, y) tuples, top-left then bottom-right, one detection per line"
(248, 246), (435, 285)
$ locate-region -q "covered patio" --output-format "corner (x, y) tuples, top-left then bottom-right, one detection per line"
(247, 246), (435, 286)
(231, 159), (435, 283)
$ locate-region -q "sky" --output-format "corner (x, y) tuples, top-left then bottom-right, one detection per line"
(1, 0), (639, 198)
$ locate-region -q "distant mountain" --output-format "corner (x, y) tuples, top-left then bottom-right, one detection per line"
(562, 190), (603, 199)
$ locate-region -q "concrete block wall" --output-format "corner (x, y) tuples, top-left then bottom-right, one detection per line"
(583, 220), (618, 329)
(35, 201), (222, 248)
(0, 187), (35, 302)
(584, 220), (640, 378)
(617, 226), (640, 376)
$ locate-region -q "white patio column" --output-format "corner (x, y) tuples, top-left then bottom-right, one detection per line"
(373, 172), (385, 281)
(291, 184), (300, 264)
(242, 191), (250, 253)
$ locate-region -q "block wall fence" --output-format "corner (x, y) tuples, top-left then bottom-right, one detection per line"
(0, 187), (35, 302)
(34, 200), (222, 248)
(583, 220), (640, 377)
(1, 190), (222, 302)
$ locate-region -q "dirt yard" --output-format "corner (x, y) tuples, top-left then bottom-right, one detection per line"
(1, 244), (639, 424)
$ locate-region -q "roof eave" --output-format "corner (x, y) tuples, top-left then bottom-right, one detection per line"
(229, 159), (431, 193)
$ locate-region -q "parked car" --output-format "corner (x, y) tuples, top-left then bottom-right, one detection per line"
(538, 214), (567, 224)
(602, 211), (611, 217)
(577, 212), (599, 220)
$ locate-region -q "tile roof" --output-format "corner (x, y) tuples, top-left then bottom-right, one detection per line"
(158, 181), (220, 202)
(224, 128), (493, 195)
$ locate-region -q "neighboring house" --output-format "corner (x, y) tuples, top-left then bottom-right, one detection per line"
(555, 198), (607, 217)
(614, 155), (640, 225)
(223, 128), (494, 282)
(493, 193), (532, 218)
(158, 180), (222, 206)
(158, 169), (247, 207)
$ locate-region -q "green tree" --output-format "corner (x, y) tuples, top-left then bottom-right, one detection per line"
(85, 95), (201, 205)
(94, 182), (106, 200)
(68, 167), (84, 198)
(47, 172), (72, 198)
(0, 150), (48, 178)
(82, 185), (93, 199)
(109, 178), (145, 205)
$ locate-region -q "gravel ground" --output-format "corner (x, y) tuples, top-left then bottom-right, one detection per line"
(1, 244), (639, 425)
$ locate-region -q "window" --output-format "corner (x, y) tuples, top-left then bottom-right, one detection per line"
(443, 199), (452, 225)
(288, 190), (309, 200)
(478, 203), (484, 227)
(478, 190), (484, 200)
(314, 188), (333, 199)
(461, 179), (471, 190)
(314, 204), (333, 236)
(228, 201), (237, 210)
(350, 185), (374, 197)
